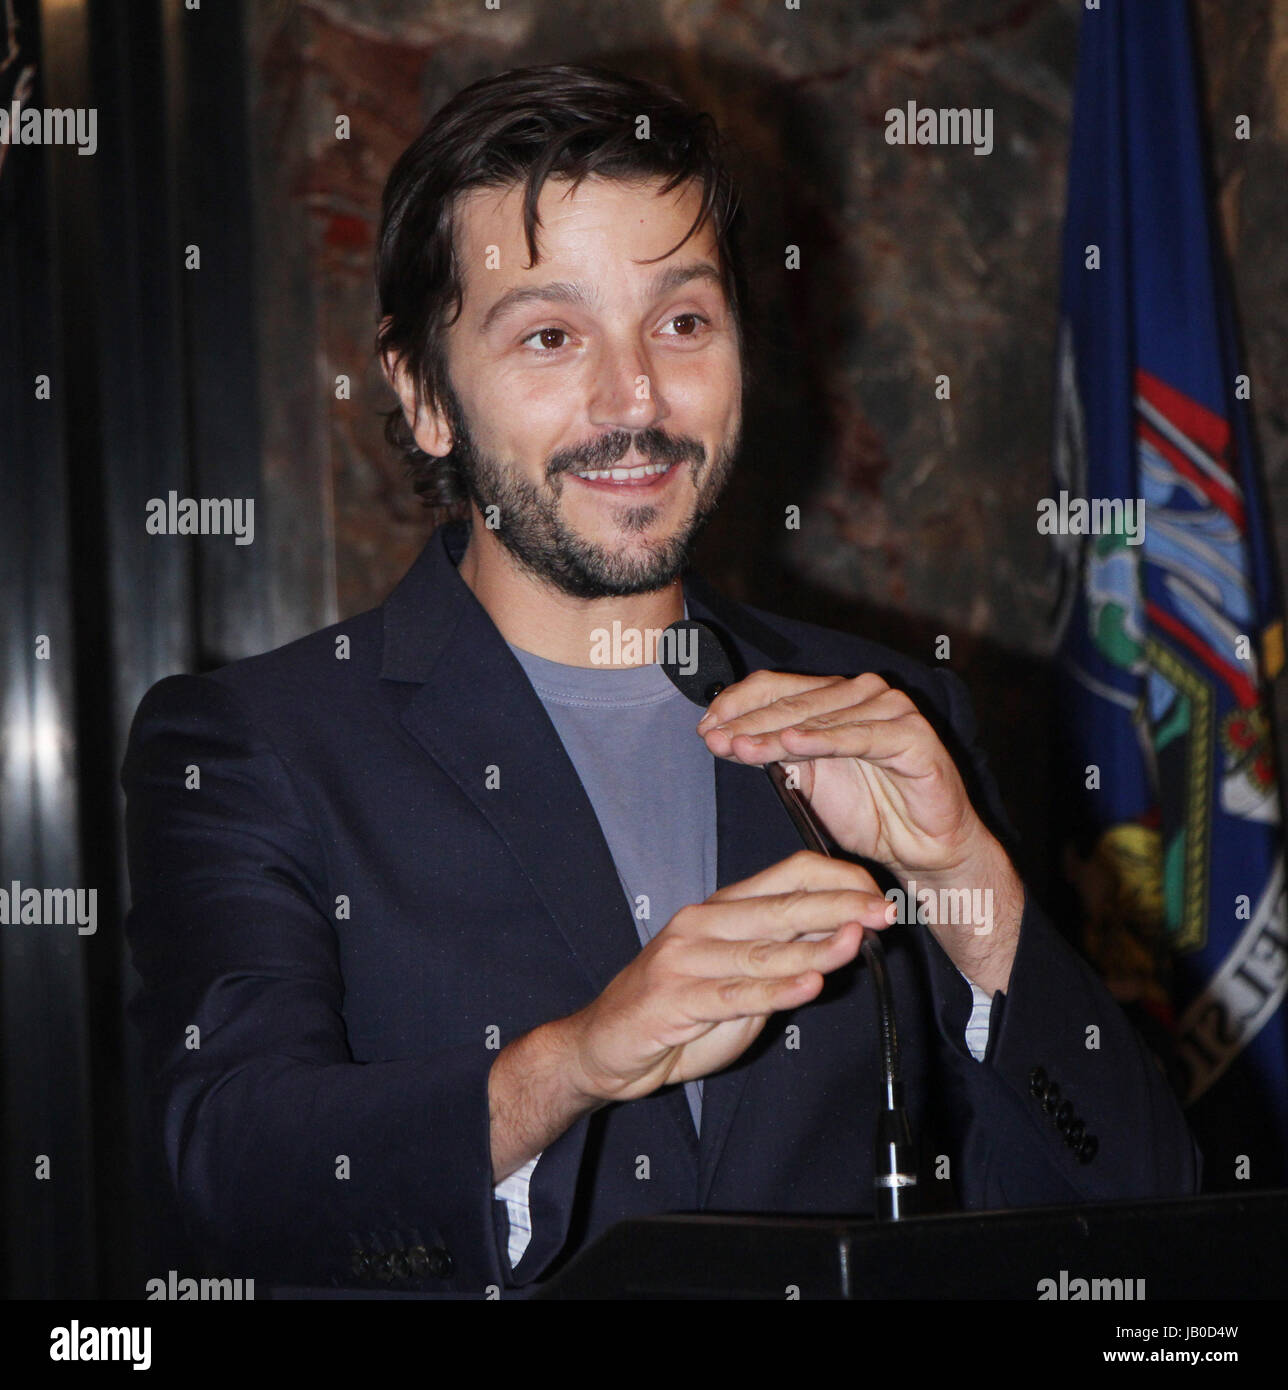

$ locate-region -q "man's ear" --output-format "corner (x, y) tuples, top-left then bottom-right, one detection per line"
(380, 338), (454, 458)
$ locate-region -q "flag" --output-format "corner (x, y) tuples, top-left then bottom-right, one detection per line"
(1051, 0), (1288, 1186)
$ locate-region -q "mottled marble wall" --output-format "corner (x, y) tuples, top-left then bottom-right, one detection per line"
(245, 0), (1288, 903)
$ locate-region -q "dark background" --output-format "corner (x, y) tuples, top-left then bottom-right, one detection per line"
(2, 0), (1285, 1298)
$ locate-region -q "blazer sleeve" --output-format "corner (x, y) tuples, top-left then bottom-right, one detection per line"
(122, 673), (510, 1293)
(911, 665), (1203, 1207)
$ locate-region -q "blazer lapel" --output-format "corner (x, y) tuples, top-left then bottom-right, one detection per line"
(380, 523), (700, 1156)
(681, 576), (813, 1201)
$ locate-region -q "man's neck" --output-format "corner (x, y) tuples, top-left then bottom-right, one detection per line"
(456, 524), (685, 669)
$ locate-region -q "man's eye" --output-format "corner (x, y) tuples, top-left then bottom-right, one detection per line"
(660, 313), (710, 337)
(521, 326), (571, 351)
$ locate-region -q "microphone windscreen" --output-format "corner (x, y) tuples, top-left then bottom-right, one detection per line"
(658, 619), (738, 708)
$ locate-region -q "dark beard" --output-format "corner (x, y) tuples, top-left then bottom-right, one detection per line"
(440, 379), (738, 599)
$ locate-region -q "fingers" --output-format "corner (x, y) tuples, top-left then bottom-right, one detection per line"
(581, 854), (894, 1099)
(786, 689), (915, 735)
(696, 671), (850, 732)
(674, 971), (829, 1026)
(705, 688), (915, 750)
(699, 678), (925, 770)
(667, 920), (867, 981)
(679, 886), (895, 942)
(713, 713), (935, 776)
(708, 848), (880, 902)
(773, 710), (936, 767)
(643, 852), (894, 1031)
(697, 672), (899, 741)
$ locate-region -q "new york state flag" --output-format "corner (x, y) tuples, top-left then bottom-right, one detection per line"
(1052, 0), (1288, 1185)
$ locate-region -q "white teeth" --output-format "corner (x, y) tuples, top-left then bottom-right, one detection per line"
(574, 462), (672, 481)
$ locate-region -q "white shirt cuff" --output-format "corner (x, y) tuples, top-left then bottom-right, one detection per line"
(493, 1154), (541, 1268)
(960, 970), (994, 1062)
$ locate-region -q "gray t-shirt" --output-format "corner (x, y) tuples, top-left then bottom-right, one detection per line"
(507, 639), (717, 1133)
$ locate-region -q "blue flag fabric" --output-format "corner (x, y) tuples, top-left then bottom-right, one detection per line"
(1051, 0), (1288, 1185)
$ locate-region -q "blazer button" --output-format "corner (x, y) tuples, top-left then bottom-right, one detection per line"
(1065, 1118), (1085, 1145)
(388, 1249), (410, 1280)
(1042, 1082), (1062, 1115)
(374, 1253), (395, 1282)
(1029, 1066), (1048, 1098)
(1054, 1100), (1074, 1131)
(407, 1245), (430, 1278)
(350, 1249), (371, 1279)
(427, 1247), (454, 1279)
(1078, 1134), (1099, 1164)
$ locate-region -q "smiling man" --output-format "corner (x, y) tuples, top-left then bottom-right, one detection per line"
(406, 175), (741, 611)
(123, 63), (1200, 1297)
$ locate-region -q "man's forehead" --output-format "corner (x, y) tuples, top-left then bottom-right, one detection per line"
(451, 174), (713, 271)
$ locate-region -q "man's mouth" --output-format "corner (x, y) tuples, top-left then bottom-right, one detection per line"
(569, 459), (679, 488)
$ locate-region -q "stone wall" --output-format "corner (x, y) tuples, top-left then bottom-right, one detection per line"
(245, 0), (1288, 905)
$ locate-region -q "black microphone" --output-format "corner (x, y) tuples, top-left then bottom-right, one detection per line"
(659, 617), (917, 1220)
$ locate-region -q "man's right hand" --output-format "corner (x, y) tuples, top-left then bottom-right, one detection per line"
(564, 850), (895, 1104)
(488, 850), (895, 1184)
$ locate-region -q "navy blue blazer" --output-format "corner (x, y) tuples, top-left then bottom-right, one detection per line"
(122, 520), (1201, 1293)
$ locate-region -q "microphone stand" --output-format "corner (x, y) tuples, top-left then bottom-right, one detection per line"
(762, 762), (918, 1221)
(664, 620), (918, 1221)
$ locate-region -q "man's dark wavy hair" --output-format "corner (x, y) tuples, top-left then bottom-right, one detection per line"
(375, 62), (750, 509)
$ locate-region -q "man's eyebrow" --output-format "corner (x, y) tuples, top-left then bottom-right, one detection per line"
(477, 261), (725, 335)
(647, 261), (724, 300)
(478, 281), (595, 335)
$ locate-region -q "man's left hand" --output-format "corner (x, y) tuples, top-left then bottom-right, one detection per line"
(696, 671), (1023, 994)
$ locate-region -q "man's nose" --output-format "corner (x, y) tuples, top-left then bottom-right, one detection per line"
(586, 337), (668, 432)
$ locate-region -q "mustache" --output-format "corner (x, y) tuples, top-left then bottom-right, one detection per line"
(548, 428), (705, 476)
